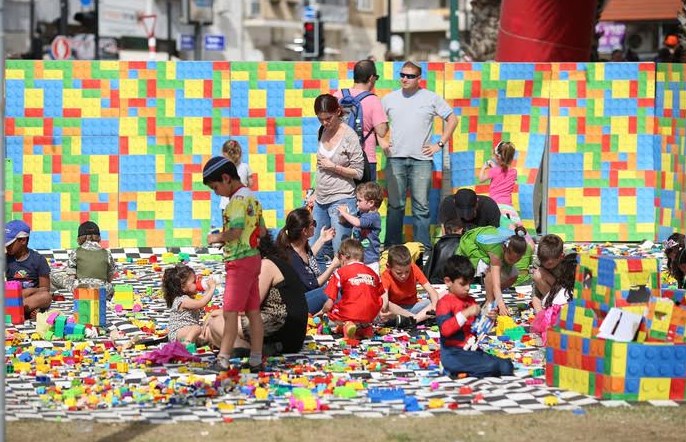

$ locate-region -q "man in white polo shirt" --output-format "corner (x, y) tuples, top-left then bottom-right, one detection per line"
(382, 61), (458, 251)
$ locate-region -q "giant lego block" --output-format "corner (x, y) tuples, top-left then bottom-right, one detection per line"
(548, 254), (686, 400)
(73, 286), (107, 326)
(112, 284), (134, 310)
(574, 254), (660, 315)
(4, 280), (24, 324)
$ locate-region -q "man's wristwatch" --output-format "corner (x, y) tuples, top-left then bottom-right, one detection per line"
(437, 140), (445, 149)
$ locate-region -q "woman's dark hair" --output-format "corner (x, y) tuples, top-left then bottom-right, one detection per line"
(258, 231), (288, 262)
(504, 226), (528, 256)
(162, 264), (196, 308)
(675, 247), (686, 288)
(545, 253), (578, 308)
(276, 208), (313, 256)
(314, 93), (341, 114)
(202, 156), (239, 185)
(665, 233), (686, 283)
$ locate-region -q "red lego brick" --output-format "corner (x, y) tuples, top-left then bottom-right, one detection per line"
(669, 378), (685, 401)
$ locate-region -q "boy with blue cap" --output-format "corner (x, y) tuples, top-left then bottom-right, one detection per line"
(5, 219), (52, 318)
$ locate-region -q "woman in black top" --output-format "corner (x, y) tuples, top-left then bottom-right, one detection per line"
(276, 208), (338, 314)
(203, 234), (309, 355)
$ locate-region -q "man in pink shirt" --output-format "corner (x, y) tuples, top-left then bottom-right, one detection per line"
(334, 59), (389, 181)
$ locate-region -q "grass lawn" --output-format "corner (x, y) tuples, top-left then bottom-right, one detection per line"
(7, 405), (686, 442)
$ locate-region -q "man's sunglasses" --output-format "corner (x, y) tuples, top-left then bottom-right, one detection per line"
(399, 73), (419, 79)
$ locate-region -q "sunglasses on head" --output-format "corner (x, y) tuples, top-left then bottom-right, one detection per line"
(399, 72), (419, 79)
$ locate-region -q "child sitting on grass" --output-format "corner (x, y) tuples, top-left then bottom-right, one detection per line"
(50, 220), (116, 297)
(5, 219), (52, 319)
(437, 255), (514, 378)
(531, 254), (577, 344)
(163, 264), (216, 344)
(321, 238), (388, 339)
(381, 244), (440, 325)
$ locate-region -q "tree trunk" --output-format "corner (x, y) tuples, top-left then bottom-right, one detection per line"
(465, 0), (502, 61)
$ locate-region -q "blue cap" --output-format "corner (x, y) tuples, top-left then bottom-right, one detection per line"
(5, 220), (30, 246)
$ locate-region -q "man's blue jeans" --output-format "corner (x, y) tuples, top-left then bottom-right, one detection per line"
(384, 158), (433, 250)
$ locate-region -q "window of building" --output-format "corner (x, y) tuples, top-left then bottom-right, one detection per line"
(357, 0), (373, 12)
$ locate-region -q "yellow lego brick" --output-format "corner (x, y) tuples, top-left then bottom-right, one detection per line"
(638, 378), (671, 401)
(24, 89), (44, 108)
(618, 196), (636, 215)
(558, 366), (591, 396)
(191, 136), (212, 155)
(506, 80), (525, 97)
(609, 342), (627, 377)
(611, 80), (630, 98)
(192, 200), (211, 220)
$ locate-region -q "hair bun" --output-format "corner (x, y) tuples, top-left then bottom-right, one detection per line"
(515, 226), (527, 237)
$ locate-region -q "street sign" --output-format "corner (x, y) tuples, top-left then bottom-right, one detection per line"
(51, 35), (72, 60)
(178, 34), (195, 51)
(204, 34), (225, 51)
(303, 5), (317, 20)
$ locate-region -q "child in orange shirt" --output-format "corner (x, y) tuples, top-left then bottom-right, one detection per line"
(381, 244), (441, 325)
(322, 238), (388, 339)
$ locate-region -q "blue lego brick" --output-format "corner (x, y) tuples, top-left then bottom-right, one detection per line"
(597, 257), (617, 288)
(624, 377), (640, 394)
(596, 357), (605, 373)
(368, 387), (406, 403)
(498, 63), (535, 80)
(176, 62), (214, 79)
(546, 347), (554, 363)
(604, 63), (639, 80)
(22, 193), (60, 213)
(560, 334), (568, 351)
(582, 338), (591, 355)
(5, 297), (23, 307)
(450, 151), (476, 188)
(625, 343), (686, 378)
(82, 118), (118, 136)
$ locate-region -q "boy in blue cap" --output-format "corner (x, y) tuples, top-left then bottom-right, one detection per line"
(5, 219), (52, 318)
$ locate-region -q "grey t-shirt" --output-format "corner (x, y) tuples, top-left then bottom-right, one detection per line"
(382, 88), (454, 160)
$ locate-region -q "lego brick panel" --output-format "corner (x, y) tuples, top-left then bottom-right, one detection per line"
(116, 61), (224, 247)
(655, 63), (686, 240)
(547, 63), (657, 242)
(444, 62), (550, 231)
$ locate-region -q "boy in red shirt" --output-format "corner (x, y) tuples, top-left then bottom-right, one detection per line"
(322, 238), (388, 339)
(381, 245), (440, 324)
(436, 255), (514, 378)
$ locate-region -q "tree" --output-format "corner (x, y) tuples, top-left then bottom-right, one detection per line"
(463, 0), (501, 61)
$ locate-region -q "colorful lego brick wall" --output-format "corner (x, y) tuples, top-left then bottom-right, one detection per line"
(547, 63), (658, 241)
(444, 63), (550, 232)
(3, 61), (685, 248)
(655, 63), (686, 240)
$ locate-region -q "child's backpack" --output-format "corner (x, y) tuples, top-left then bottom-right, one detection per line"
(339, 89), (374, 184)
(423, 234), (461, 284)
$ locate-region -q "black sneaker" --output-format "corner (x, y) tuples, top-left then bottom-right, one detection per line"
(241, 361), (265, 373)
(208, 360), (230, 372)
(384, 315), (416, 329)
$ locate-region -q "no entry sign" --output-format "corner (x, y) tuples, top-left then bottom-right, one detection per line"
(51, 36), (72, 60)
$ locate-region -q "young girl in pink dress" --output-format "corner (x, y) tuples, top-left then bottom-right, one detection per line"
(479, 141), (517, 206)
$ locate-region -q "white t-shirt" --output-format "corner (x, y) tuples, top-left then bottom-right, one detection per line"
(541, 287), (570, 307)
(382, 88), (453, 160)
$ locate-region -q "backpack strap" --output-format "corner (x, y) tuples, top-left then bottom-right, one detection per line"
(342, 88), (351, 98)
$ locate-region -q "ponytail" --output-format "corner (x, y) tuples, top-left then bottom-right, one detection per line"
(504, 226), (528, 256)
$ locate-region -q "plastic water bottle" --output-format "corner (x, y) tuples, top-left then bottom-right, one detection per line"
(209, 227), (223, 248)
(196, 274), (223, 293)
